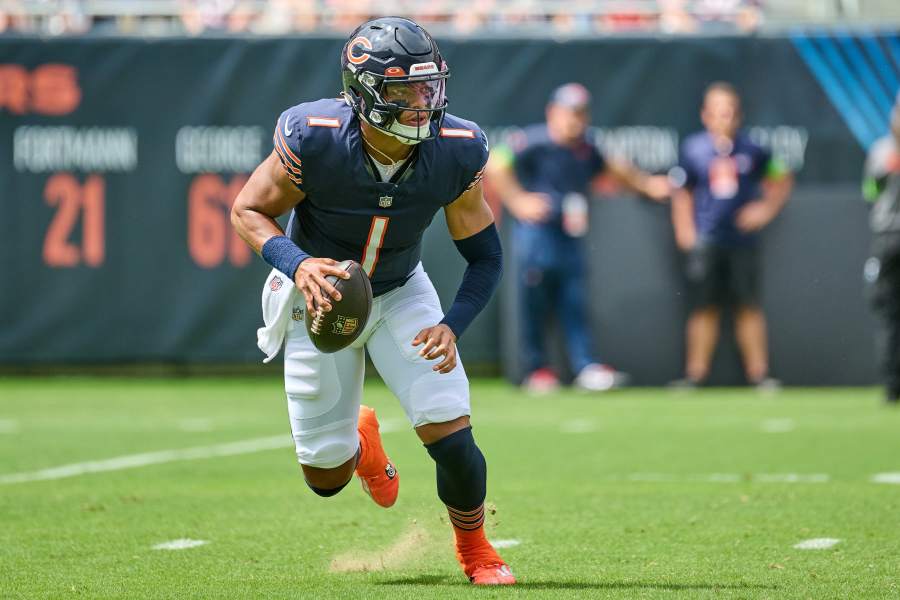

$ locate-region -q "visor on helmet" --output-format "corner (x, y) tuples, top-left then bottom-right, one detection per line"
(382, 79), (446, 127)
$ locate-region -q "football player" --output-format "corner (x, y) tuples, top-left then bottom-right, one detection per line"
(231, 17), (514, 585)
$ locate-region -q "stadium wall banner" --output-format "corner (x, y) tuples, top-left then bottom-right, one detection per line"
(0, 34), (884, 384)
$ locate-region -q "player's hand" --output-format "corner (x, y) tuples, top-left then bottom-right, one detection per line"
(735, 201), (772, 232)
(674, 226), (697, 252)
(643, 175), (671, 202)
(509, 192), (552, 224)
(412, 324), (458, 374)
(293, 257), (350, 315)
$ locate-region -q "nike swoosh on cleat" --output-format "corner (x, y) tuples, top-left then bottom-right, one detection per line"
(284, 118), (293, 136)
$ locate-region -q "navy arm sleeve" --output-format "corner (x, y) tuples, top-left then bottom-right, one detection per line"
(439, 224), (503, 340)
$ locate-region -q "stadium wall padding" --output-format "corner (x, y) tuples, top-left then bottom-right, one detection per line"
(0, 33), (885, 384)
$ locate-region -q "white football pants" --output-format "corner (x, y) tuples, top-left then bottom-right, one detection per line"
(284, 264), (471, 468)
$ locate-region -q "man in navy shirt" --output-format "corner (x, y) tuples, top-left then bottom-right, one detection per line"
(489, 83), (669, 393)
(231, 17), (514, 585)
(669, 82), (793, 388)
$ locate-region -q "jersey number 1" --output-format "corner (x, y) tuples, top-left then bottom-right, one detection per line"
(361, 216), (389, 277)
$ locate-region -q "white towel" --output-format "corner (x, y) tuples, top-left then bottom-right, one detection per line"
(257, 268), (297, 363)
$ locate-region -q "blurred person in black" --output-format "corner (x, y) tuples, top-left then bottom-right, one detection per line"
(668, 82), (792, 389)
(488, 83), (669, 393)
(863, 92), (900, 404)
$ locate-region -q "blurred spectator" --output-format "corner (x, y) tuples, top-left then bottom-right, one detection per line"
(49, 0), (90, 35)
(668, 82), (792, 389)
(694, 0), (763, 32)
(862, 92), (900, 404)
(0, 0), (90, 35)
(180, 0), (235, 34)
(549, 0), (593, 35)
(494, 0), (543, 31)
(254, 0), (293, 34)
(487, 83), (669, 393)
(451, 0), (492, 36)
(412, 0), (454, 31)
(226, 1), (256, 32)
(323, 0), (374, 33)
(0, 0), (775, 36)
(0, 1), (23, 33)
(291, 0), (319, 31)
(658, 0), (698, 33)
(595, 0), (656, 32)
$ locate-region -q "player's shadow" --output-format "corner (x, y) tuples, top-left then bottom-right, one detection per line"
(376, 575), (777, 591)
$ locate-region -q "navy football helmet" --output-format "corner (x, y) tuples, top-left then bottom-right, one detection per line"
(341, 17), (449, 144)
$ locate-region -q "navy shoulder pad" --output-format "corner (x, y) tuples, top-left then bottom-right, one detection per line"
(437, 113), (489, 199)
(274, 99), (351, 190)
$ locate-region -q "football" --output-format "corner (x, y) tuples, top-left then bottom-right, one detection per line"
(305, 260), (373, 353)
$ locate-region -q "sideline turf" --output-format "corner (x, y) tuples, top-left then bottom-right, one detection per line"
(0, 378), (897, 599)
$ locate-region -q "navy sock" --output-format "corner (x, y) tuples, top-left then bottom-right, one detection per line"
(306, 479), (349, 497)
(424, 426), (487, 529)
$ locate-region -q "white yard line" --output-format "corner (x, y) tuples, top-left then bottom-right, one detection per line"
(871, 472), (900, 484)
(559, 419), (598, 434)
(793, 538), (841, 550)
(760, 418), (795, 433)
(489, 539), (521, 549)
(152, 539), (209, 550)
(0, 435), (292, 485)
(756, 473), (830, 483)
(627, 473), (829, 484)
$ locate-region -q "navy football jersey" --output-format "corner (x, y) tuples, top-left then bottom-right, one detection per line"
(272, 98), (488, 295)
(509, 123), (605, 229)
(673, 131), (774, 246)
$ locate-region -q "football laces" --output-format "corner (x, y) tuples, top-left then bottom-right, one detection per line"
(310, 308), (325, 335)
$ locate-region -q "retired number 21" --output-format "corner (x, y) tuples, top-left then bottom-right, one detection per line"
(43, 173), (105, 268)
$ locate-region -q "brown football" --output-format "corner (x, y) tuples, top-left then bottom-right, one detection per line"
(305, 260), (373, 353)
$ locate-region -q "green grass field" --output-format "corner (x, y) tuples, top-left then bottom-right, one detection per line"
(0, 378), (898, 599)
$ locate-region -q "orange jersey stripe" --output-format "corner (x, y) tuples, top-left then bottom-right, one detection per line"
(465, 167), (485, 191)
(273, 138), (302, 176)
(275, 127), (303, 168)
(361, 216), (389, 275)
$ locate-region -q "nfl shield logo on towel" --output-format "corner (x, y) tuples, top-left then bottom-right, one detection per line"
(378, 195), (393, 208)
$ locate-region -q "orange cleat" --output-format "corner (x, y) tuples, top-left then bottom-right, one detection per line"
(469, 563), (517, 585)
(455, 530), (516, 585)
(355, 405), (399, 508)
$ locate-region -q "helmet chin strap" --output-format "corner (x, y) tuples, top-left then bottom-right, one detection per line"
(354, 92), (432, 145)
(385, 120), (429, 145)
